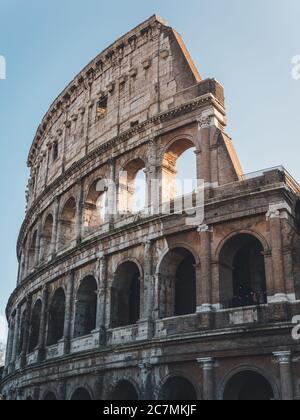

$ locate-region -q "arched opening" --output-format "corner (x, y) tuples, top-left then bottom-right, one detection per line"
(158, 248), (196, 319)
(162, 139), (197, 203)
(219, 234), (267, 308)
(41, 214), (53, 261)
(18, 310), (27, 355)
(28, 230), (38, 270)
(44, 392), (57, 401)
(28, 300), (42, 353)
(119, 159), (147, 214)
(47, 288), (66, 346)
(58, 197), (76, 250)
(83, 179), (108, 235)
(111, 262), (141, 328)
(71, 388), (92, 401)
(109, 380), (139, 401)
(74, 276), (98, 338)
(223, 371), (274, 401)
(159, 376), (197, 401)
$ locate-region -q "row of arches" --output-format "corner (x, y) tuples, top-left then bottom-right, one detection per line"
(28, 370), (276, 400)
(17, 233), (269, 356)
(21, 139), (197, 277)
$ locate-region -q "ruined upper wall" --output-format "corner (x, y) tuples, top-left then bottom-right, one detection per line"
(26, 15), (206, 205)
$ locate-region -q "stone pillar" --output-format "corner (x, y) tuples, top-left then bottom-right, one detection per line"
(75, 178), (84, 244)
(146, 137), (158, 215)
(63, 271), (75, 354)
(108, 158), (116, 229)
(35, 218), (43, 267)
(53, 196), (60, 256)
(197, 357), (215, 400)
(96, 256), (107, 346)
(273, 351), (294, 400)
(267, 204), (288, 302)
(142, 240), (154, 320)
(37, 285), (49, 361)
(139, 362), (153, 400)
(4, 321), (13, 371)
(11, 307), (21, 367)
(197, 225), (213, 312)
(20, 296), (32, 369)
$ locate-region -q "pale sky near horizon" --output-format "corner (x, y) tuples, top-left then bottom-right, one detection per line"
(1, 0), (300, 334)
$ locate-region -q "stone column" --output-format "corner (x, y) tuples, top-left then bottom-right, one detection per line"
(139, 362), (153, 400)
(197, 225), (213, 312)
(267, 205), (287, 302)
(37, 285), (49, 361)
(75, 178), (84, 244)
(273, 351), (294, 400)
(197, 357), (215, 400)
(20, 296), (32, 369)
(35, 218), (43, 267)
(11, 307), (21, 367)
(53, 196), (61, 256)
(146, 137), (158, 215)
(96, 256), (108, 346)
(4, 321), (14, 371)
(108, 158), (116, 229)
(196, 117), (212, 185)
(63, 271), (75, 354)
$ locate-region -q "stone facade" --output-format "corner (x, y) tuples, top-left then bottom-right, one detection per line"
(1, 15), (300, 401)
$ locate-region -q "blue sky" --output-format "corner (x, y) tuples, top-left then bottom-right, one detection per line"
(0, 0), (300, 326)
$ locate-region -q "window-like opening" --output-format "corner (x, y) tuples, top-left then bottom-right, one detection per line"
(162, 139), (197, 203)
(119, 159), (147, 214)
(111, 262), (141, 328)
(47, 288), (66, 346)
(97, 96), (108, 120)
(130, 120), (139, 128)
(71, 388), (92, 401)
(28, 300), (42, 353)
(41, 214), (53, 261)
(74, 276), (98, 338)
(58, 197), (76, 250)
(219, 234), (267, 308)
(158, 248), (196, 319)
(52, 142), (59, 162)
(223, 371), (274, 401)
(83, 179), (107, 235)
(109, 381), (139, 401)
(159, 377), (197, 401)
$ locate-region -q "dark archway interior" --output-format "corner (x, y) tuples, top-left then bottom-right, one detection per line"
(223, 371), (274, 401)
(110, 381), (139, 401)
(28, 231), (38, 270)
(111, 262), (140, 328)
(47, 289), (66, 346)
(159, 377), (197, 401)
(44, 392), (57, 401)
(159, 248), (196, 319)
(71, 388), (91, 401)
(74, 276), (98, 338)
(219, 234), (267, 308)
(29, 300), (42, 353)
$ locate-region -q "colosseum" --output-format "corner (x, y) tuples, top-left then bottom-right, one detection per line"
(1, 15), (300, 401)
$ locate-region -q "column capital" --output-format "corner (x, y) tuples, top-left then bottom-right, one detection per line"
(273, 351), (292, 365)
(197, 357), (216, 370)
(266, 202), (292, 221)
(197, 224), (213, 234)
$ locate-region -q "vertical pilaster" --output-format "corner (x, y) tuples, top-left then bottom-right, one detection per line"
(53, 196), (61, 255)
(139, 362), (153, 400)
(20, 296), (32, 369)
(197, 225), (213, 312)
(37, 285), (49, 361)
(11, 306), (21, 367)
(75, 178), (85, 244)
(63, 271), (75, 354)
(197, 357), (215, 400)
(96, 256), (108, 346)
(273, 351), (294, 400)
